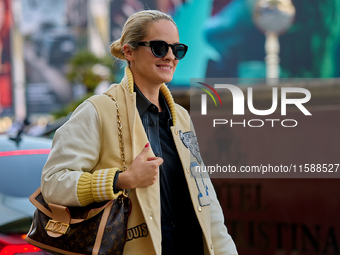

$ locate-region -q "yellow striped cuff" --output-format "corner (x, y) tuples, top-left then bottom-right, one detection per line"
(77, 168), (121, 206)
(77, 172), (95, 206)
(91, 168), (121, 203)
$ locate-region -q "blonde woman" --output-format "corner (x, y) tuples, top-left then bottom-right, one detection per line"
(42, 10), (238, 255)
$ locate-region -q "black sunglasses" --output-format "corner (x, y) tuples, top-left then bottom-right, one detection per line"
(131, 40), (188, 60)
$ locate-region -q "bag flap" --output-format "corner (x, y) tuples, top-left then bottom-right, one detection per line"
(45, 203), (71, 237)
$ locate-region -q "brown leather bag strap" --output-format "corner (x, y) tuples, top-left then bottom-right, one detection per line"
(92, 200), (114, 255)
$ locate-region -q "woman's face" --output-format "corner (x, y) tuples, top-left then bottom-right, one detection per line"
(128, 19), (180, 88)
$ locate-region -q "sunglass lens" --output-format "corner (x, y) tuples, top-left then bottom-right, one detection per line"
(152, 41), (168, 57)
(174, 44), (187, 59)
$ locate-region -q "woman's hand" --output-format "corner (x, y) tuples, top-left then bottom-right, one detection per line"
(116, 143), (163, 189)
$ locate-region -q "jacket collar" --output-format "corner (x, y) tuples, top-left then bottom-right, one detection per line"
(122, 67), (177, 126)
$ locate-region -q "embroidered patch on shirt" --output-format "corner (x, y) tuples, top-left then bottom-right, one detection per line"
(179, 130), (203, 164)
(190, 161), (210, 207)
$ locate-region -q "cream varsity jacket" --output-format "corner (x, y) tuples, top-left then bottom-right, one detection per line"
(41, 67), (238, 255)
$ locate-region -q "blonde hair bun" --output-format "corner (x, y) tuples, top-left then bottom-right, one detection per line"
(109, 10), (177, 63)
(110, 38), (125, 60)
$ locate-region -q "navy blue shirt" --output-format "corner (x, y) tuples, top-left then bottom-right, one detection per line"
(134, 84), (203, 255)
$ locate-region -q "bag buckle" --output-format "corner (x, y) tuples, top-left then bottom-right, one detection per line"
(45, 220), (69, 234)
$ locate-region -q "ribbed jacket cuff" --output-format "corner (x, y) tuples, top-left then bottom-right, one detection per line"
(77, 172), (94, 206)
(91, 168), (121, 203)
(77, 168), (121, 206)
